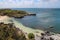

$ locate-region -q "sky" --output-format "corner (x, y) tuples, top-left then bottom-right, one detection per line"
(0, 0), (60, 8)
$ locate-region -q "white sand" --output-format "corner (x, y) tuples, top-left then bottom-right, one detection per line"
(0, 16), (12, 23)
(0, 16), (44, 36)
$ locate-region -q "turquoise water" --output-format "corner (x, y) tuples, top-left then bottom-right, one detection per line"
(12, 8), (60, 33)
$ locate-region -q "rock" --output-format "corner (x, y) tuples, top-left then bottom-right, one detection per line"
(28, 14), (36, 16)
(14, 16), (24, 19)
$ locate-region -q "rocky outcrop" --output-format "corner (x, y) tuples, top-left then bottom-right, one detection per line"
(28, 14), (36, 16)
(0, 9), (36, 19)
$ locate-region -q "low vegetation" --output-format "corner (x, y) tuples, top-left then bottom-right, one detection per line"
(0, 22), (26, 40)
(0, 9), (36, 18)
(0, 9), (28, 18)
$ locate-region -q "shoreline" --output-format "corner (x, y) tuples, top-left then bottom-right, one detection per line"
(0, 16), (44, 36)
(13, 19), (44, 35)
(0, 16), (60, 40)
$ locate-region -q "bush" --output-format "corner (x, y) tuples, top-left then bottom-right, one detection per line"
(28, 33), (35, 39)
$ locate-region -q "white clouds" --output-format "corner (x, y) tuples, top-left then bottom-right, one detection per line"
(0, 0), (34, 8)
(39, 0), (60, 8)
(0, 0), (60, 8)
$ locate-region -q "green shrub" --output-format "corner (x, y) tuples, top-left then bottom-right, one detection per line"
(28, 33), (35, 39)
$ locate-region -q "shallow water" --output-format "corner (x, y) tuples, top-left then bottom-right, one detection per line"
(12, 8), (60, 33)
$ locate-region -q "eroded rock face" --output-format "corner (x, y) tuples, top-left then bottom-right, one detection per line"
(0, 23), (26, 40)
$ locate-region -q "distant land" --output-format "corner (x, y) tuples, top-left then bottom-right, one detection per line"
(0, 9), (36, 18)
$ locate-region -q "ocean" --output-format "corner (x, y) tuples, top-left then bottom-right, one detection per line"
(12, 8), (60, 33)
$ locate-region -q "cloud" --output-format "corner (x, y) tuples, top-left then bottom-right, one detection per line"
(0, 0), (60, 8)
(0, 0), (35, 8)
